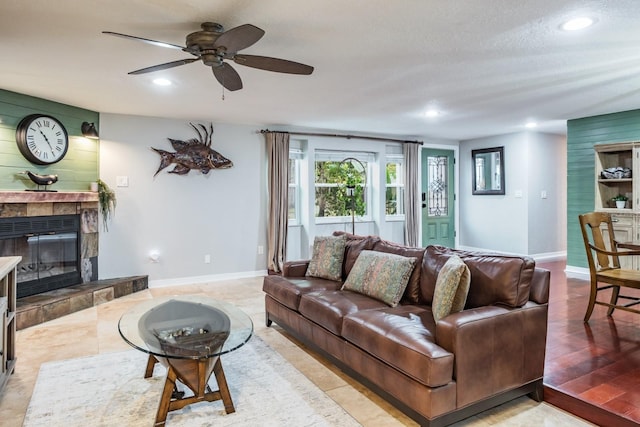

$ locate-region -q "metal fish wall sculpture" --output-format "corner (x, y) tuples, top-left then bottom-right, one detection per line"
(152, 123), (233, 176)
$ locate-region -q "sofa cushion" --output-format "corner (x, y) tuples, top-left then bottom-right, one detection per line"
(332, 231), (380, 278)
(306, 234), (347, 281)
(342, 305), (454, 387)
(342, 250), (416, 307)
(262, 276), (343, 310)
(299, 290), (388, 335)
(420, 246), (535, 308)
(432, 255), (471, 321)
(372, 239), (425, 304)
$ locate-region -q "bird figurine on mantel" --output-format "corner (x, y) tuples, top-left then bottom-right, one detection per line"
(19, 170), (59, 192)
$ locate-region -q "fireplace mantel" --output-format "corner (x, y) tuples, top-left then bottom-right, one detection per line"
(0, 191), (98, 203)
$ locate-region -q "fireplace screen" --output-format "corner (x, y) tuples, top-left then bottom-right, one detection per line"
(0, 215), (81, 298)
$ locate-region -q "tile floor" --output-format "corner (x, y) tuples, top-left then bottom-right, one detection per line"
(0, 277), (591, 426)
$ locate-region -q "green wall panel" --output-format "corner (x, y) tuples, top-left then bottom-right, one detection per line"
(567, 109), (640, 268)
(0, 88), (99, 191)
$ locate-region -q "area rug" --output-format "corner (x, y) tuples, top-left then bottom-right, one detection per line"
(23, 336), (361, 427)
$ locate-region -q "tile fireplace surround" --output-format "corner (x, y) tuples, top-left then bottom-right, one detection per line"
(0, 191), (148, 329)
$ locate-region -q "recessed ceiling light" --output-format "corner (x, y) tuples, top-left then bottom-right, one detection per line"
(561, 17), (594, 31)
(424, 109), (440, 118)
(525, 121), (538, 129)
(153, 78), (172, 86)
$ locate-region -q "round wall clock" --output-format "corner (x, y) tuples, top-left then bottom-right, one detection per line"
(15, 114), (69, 165)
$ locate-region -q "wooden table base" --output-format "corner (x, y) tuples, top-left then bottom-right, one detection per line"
(145, 354), (235, 426)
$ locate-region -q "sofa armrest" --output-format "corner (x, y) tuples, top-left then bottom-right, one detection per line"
(282, 260), (310, 277)
(435, 303), (548, 407)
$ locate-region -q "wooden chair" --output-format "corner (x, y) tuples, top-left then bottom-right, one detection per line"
(579, 211), (640, 322)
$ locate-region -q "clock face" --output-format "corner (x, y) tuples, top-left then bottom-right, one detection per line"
(16, 114), (69, 165)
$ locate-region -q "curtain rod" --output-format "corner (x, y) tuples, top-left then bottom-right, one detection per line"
(260, 129), (423, 145)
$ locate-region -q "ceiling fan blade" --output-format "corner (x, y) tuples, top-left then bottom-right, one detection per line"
(212, 63), (243, 91)
(214, 24), (265, 53)
(102, 31), (185, 50)
(128, 58), (198, 75)
(234, 55), (314, 75)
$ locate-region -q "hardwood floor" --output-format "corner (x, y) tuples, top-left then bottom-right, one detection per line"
(541, 261), (640, 426)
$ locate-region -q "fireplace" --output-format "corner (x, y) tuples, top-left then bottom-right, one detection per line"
(0, 215), (81, 298)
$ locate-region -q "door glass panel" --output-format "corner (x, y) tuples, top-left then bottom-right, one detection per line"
(428, 156), (448, 217)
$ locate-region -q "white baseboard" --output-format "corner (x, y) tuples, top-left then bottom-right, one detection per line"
(456, 246), (566, 262)
(530, 251), (567, 262)
(564, 265), (590, 280)
(149, 269), (268, 288)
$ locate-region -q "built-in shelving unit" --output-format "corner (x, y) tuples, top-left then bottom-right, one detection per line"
(0, 256), (20, 396)
(595, 142), (635, 211)
(594, 142), (640, 270)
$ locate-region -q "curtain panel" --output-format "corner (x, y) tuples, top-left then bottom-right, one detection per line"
(403, 143), (420, 247)
(265, 132), (290, 273)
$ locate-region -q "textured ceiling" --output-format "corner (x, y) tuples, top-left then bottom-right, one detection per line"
(1, 0), (639, 140)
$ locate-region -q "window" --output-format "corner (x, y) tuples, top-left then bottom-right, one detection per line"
(314, 152), (371, 221)
(427, 155), (449, 217)
(474, 156), (486, 191)
(288, 148), (302, 224)
(385, 155), (404, 216)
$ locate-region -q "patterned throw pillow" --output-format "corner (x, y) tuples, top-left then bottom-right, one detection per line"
(432, 255), (471, 322)
(306, 235), (347, 281)
(342, 250), (416, 307)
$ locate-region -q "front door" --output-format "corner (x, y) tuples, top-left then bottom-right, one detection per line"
(421, 149), (455, 248)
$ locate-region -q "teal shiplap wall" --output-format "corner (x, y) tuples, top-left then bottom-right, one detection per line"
(567, 109), (640, 268)
(0, 88), (99, 191)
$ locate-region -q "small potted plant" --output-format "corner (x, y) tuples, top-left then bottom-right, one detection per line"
(96, 179), (116, 231)
(612, 194), (628, 209)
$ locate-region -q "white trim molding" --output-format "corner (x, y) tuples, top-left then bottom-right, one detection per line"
(564, 265), (590, 280)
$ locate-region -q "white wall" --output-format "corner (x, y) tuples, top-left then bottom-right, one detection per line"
(526, 132), (567, 256)
(97, 114), (566, 285)
(459, 131), (566, 257)
(98, 114), (267, 286)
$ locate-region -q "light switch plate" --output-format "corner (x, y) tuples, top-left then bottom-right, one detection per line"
(116, 176), (129, 187)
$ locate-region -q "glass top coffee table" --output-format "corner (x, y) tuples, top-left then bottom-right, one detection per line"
(118, 295), (253, 426)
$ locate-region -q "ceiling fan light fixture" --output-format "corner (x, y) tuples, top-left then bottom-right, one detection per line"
(561, 17), (595, 31)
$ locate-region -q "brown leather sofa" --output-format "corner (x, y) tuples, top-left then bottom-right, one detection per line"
(263, 234), (550, 426)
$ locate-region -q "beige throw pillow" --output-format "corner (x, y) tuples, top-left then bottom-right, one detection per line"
(342, 250), (416, 307)
(306, 235), (347, 281)
(432, 255), (471, 321)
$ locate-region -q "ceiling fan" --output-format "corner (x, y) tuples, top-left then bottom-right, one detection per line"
(103, 22), (314, 91)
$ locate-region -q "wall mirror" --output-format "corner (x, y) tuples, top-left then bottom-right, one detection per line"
(472, 146), (505, 195)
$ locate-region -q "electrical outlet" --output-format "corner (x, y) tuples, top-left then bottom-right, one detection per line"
(204, 254), (211, 264)
(257, 245), (264, 255)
